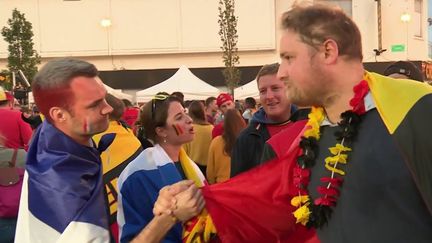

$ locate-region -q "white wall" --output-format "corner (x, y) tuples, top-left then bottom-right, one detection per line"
(0, 0), (429, 73)
(0, 0), (279, 70)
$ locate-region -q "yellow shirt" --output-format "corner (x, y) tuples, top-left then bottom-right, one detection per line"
(206, 136), (231, 184)
(183, 123), (213, 166)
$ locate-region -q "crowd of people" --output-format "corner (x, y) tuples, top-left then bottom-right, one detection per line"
(0, 3), (431, 243)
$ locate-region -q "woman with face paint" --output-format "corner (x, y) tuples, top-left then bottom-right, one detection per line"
(117, 93), (208, 243)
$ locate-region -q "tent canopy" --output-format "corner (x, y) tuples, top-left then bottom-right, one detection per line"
(136, 65), (221, 102)
(234, 79), (259, 100)
(103, 84), (133, 101)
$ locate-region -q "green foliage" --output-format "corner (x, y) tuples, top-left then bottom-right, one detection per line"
(218, 0), (241, 94)
(1, 8), (41, 86)
(0, 70), (12, 90)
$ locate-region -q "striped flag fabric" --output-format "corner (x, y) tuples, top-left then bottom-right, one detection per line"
(15, 121), (110, 243)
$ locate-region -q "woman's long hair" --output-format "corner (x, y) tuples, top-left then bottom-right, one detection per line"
(222, 109), (246, 156)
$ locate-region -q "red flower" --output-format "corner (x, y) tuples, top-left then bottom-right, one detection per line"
(320, 177), (343, 187)
(293, 167), (311, 178)
(315, 197), (337, 206)
(317, 186), (340, 197)
(349, 80), (369, 115)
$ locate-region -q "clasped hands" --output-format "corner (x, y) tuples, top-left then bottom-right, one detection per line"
(153, 180), (205, 222)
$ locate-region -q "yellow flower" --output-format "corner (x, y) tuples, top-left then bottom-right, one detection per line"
(304, 127), (320, 139)
(291, 195), (310, 207)
(329, 143), (352, 155)
(304, 107), (325, 139)
(324, 163), (346, 175)
(325, 154), (348, 165)
(293, 205), (311, 226)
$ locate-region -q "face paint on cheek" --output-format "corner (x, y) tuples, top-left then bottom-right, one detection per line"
(83, 116), (92, 134)
(172, 124), (183, 136)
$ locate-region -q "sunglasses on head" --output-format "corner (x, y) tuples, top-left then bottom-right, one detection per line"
(151, 94), (170, 120)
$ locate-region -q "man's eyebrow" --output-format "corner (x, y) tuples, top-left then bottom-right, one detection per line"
(86, 98), (104, 108)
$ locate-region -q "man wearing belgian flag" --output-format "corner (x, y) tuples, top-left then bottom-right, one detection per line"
(155, 4), (432, 243)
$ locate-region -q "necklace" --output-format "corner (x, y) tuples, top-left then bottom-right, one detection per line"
(291, 79), (369, 228)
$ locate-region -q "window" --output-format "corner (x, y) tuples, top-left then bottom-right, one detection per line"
(314, 0), (352, 17)
(414, 0), (423, 37)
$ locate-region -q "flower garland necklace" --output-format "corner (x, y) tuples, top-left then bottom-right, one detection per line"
(291, 79), (370, 228)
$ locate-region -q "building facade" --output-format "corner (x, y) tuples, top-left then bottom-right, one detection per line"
(0, 0), (430, 94)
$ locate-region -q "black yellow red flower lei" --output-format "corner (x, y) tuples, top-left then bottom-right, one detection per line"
(291, 79), (369, 228)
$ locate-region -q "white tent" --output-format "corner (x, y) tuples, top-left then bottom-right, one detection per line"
(234, 79), (259, 100)
(103, 84), (133, 101)
(135, 65), (221, 102)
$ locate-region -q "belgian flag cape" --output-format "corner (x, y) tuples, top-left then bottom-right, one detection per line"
(365, 72), (432, 214)
(201, 72), (432, 242)
(93, 121), (143, 242)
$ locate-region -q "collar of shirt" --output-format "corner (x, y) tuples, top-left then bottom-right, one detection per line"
(321, 91), (376, 127)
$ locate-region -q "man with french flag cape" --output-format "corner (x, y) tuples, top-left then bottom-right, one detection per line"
(15, 58), (115, 242)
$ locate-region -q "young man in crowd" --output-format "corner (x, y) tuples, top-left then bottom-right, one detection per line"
(211, 93), (235, 138)
(230, 63), (308, 177)
(204, 96), (218, 125)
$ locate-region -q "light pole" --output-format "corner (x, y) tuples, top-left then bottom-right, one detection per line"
(100, 18), (112, 55)
(400, 12), (411, 60)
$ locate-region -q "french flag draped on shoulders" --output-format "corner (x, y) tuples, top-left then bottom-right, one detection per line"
(15, 121), (110, 243)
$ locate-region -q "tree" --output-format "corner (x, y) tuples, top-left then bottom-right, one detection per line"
(218, 0), (241, 95)
(1, 8), (40, 88)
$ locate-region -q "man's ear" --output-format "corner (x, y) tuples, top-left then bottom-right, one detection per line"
(49, 107), (68, 123)
(322, 39), (339, 64)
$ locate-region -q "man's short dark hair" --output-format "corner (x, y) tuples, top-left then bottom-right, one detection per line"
(245, 97), (257, 108)
(32, 58), (98, 122)
(205, 96), (217, 107)
(106, 94), (125, 121)
(256, 63), (280, 84)
(281, 4), (363, 61)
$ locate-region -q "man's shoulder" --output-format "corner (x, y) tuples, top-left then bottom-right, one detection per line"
(0, 107), (21, 116)
(238, 121), (266, 138)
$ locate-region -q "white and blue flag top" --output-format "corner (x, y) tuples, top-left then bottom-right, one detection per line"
(15, 121), (110, 243)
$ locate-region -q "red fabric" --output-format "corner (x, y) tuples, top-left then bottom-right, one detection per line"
(212, 122), (224, 138)
(202, 122), (319, 243)
(267, 120), (308, 158)
(0, 108), (33, 150)
(110, 222), (119, 243)
(121, 107), (139, 130)
(266, 121), (300, 138)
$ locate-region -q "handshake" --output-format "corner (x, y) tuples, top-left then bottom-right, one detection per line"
(153, 180), (205, 222)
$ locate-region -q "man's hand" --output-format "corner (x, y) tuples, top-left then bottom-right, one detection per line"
(172, 183), (205, 222)
(153, 180), (194, 216)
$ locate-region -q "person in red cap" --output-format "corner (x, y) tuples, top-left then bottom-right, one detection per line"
(212, 93), (235, 138)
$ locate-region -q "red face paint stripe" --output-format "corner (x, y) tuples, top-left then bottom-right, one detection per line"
(176, 124), (183, 135)
(83, 118), (88, 133)
(172, 124), (183, 136)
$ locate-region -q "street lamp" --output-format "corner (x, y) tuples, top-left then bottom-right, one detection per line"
(100, 18), (116, 69)
(400, 13), (411, 23)
(100, 18), (112, 28)
(401, 12), (411, 60)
